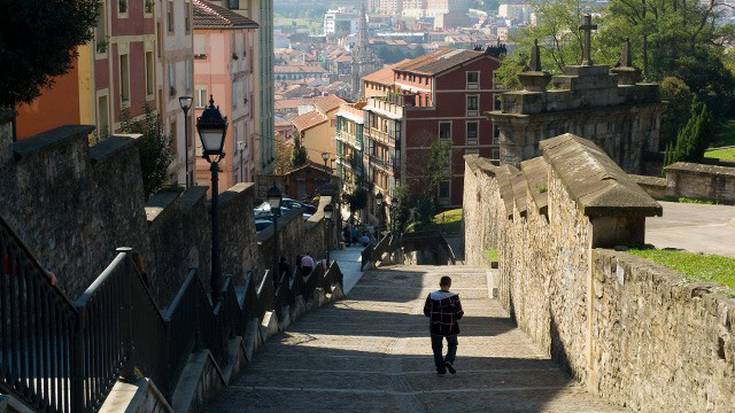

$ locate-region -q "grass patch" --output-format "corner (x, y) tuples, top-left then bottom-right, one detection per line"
(705, 147), (735, 161)
(661, 196), (719, 205)
(485, 248), (498, 262)
(629, 248), (735, 292)
(417, 208), (463, 235)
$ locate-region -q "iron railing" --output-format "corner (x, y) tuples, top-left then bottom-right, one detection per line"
(0, 217), (344, 412)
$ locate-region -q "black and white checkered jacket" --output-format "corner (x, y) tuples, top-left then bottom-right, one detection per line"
(423, 290), (464, 336)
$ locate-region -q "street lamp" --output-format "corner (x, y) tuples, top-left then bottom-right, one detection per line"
(323, 203), (334, 265)
(321, 152), (330, 168)
(197, 96), (228, 301)
(267, 184), (283, 282)
(179, 96), (193, 188)
(375, 192), (384, 229)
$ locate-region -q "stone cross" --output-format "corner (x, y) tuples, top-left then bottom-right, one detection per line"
(579, 14), (597, 66)
(529, 39), (542, 72)
(620, 38), (633, 67)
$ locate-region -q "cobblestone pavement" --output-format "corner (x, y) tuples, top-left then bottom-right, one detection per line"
(205, 266), (627, 412)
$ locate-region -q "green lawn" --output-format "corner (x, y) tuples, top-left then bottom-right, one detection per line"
(628, 249), (735, 292)
(485, 248), (498, 262)
(417, 208), (463, 235)
(705, 147), (735, 161)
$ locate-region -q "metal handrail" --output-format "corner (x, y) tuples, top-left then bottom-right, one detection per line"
(1, 217), (345, 412)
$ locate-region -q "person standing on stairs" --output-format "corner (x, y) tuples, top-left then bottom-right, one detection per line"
(424, 275), (464, 376)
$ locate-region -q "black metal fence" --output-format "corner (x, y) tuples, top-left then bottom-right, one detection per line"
(0, 217), (344, 412)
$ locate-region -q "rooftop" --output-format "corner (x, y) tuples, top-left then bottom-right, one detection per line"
(311, 95), (347, 114)
(192, 0), (259, 30)
(394, 48), (487, 76)
(291, 111), (328, 132)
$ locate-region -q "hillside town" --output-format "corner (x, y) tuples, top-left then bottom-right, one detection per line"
(3, 0), (735, 412)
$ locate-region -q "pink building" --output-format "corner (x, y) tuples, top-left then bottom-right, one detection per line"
(193, 0), (259, 192)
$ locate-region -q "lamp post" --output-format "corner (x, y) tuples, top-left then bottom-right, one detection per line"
(197, 96), (228, 301)
(179, 96), (193, 188)
(375, 192), (384, 230)
(321, 151), (330, 169)
(267, 184), (283, 282)
(323, 203), (334, 265)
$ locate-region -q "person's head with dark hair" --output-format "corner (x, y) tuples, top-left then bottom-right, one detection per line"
(280, 256), (287, 263)
(440, 276), (452, 291)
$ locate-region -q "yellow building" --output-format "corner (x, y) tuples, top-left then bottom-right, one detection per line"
(289, 95), (346, 169)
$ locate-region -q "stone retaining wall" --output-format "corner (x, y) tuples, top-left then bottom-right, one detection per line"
(631, 162), (735, 204)
(463, 133), (734, 411)
(0, 125), (329, 305)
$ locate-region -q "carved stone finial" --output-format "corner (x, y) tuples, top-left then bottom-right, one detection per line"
(518, 39), (551, 92)
(529, 39), (542, 72)
(611, 38), (642, 85)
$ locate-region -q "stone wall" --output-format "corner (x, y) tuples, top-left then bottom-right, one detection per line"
(0, 125), (328, 305)
(630, 162), (735, 204)
(462, 134), (735, 410)
(589, 250), (734, 412)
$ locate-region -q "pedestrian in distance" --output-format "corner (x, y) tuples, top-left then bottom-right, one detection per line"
(300, 251), (315, 276)
(423, 275), (464, 376)
(343, 225), (352, 247)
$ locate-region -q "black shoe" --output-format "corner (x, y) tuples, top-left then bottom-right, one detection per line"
(437, 369), (447, 376)
(445, 362), (456, 375)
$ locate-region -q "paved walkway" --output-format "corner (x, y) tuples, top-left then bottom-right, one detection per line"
(646, 201), (735, 257)
(330, 246), (365, 294)
(205, 266), (625, 412)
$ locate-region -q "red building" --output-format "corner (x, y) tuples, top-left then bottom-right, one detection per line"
(95, 0), (158, 136)
(360, 48), (502, 210)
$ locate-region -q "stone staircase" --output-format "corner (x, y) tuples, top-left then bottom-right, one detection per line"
(203, 265), (627, 412)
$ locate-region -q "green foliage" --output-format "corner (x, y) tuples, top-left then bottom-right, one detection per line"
(120, 105), (175, 199)
(1, 0), (98, 107)
(291, 137), (308, 168)
(659, 77), (694, 150)
(344, 188), (368, 214)
(629, 249), (735, 293)
(664, 97), (714, 166)
(414, 196), (436, 226)
(391, 185), (412, 235)
(485, 248), (499, 262)
(423, 140), (452, 200)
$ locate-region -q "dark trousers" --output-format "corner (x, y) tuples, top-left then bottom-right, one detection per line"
(301, 266), (313, 277)
(431, 334), (458, 373)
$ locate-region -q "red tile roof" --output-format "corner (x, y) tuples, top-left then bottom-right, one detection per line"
(291, 111), (328, 132)
(193, 0), (259, 29)
(311, 95), (347, 114)
(395, 48), (484, 76)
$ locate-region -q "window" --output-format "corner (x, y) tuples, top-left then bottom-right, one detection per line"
(439, 181), (450, 200)
(145, 51), (154, 96)
(491, 148), (500, 160)
(194, 36), (206, 59)
(196, 88), (208, 108)
(119, 54), (130, 104)
(95, 2), (108, 54)
(466, 95), (479, 116)
(494, 95), (502, 111)
(465, 148), (479, 155)
(144, 0), (154, 14)
(185, 2), (191, 32)
(466, 71), (480, 89)
(167, 1), (174, 34)
(466, 121), (479, 144)
(118, 0), (128, 15)
(168, 63), (176, 97)
(97, 95), (109, 136)
(185, 60), (193, 92)
(438, 121), (452, 140)
(232, 82), (238, 108)
(493, 125), (500, 143)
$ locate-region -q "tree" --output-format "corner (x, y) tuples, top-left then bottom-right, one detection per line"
(423, 140), (452, 202)
(1, 0), (98, 108)
(664, 96), (714, 166)
(659, 76), (694, 150)
(274, 136), (294, 175)
(343, 188), (368, 217)
(291, 136), (308, 168)
(120, 105), (175, 199)
(291, 137), (307, 167)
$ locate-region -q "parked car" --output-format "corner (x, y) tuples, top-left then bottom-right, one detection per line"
(255, 219), (272, 232)
(282, 197), (317, 214)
